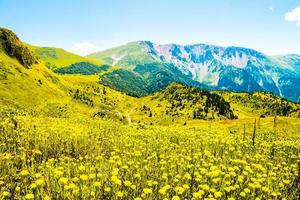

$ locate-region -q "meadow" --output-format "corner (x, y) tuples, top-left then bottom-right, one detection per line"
(0, 116), (299, 200)
(1, 24), (300, 200)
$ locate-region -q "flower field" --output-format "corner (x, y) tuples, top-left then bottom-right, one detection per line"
(0, 116), (299, 199)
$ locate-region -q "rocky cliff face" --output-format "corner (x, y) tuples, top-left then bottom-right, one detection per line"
(0, 28), (37, 68)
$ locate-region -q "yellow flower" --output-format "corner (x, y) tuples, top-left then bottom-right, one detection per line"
(80, 174), (89, 181)
(44, 195), (51, 200)
(124, 180), (132, 187)
(143, 188), (152, 194)
(175, 186), (185, 195)
(89, 173), (96, 180)
(30, 183), (37, 189)
(112, 168), (119, 176)
(116, 191), (124, 198)
(134, 197), (142, 200)
(131, 184), (137, 190)
(214, 191), (222, 198)
(199, 184), (210, 191)
(15, 186), (21, 192)
(183, 184), (189, 189)
(212, 178), (221, 184)
(65, 183), (77, 190)
(184, 173), (192, 180)
(240, 191), (246, 198)
(224, 187), (231, 193)
(58, 177), (68, 185)
(159, 188), (167, 195)
(262, 186), (269, 193)
(70, 177), (77, 182)
(20, 170), (29, 177)
(111, 175), (122, 185)
(54, 170), (64, 177)
(271, 192), (277, 197)
(244, 188), (250, 194)
(2, 191), (10, 197)
(93, 181), (101, 187)
(35, 178), (45, 187)
(34, 173), (43, 178)
(104, 187), (111, 193)
(172, 196), (180, 200)
(193, 190), (204, 198)
(78, 165), (86, 171)
(279, 183), (284, 188)
(25, 193), (35, 200)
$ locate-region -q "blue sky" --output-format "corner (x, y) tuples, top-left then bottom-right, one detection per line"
(1, 0), (300, 55)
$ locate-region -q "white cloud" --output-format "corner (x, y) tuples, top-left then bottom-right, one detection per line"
(285, 6), (300, 26)
(269, 7), (275, 12)
(68, 42), (100, 56)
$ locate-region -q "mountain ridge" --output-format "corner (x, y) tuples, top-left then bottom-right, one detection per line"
(88, 41), (300, 102)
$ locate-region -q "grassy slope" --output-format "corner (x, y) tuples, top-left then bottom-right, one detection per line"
(0, 35), (135, 119)
(217, 90), (300, 118)
(87, 41), (156, 69)
(26, 44), (101, 68)
(0, 50), (75, 110)
(0, 48), (140, 119)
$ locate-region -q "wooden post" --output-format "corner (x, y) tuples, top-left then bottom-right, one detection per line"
(274, 115), (278, 130)
(252, 118), (256, 146)
(243, 123), (246, 141)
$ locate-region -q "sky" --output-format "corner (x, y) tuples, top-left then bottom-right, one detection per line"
(0, 0), (300, 56)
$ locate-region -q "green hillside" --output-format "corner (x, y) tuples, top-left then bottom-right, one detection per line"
(218, 91), (300, 118)
(87, 41), (156, 69)
(27, 44), (101, 69)
(55, 62), (110, 75)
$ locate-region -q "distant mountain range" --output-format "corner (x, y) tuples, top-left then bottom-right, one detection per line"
(87, 41), (300, 102)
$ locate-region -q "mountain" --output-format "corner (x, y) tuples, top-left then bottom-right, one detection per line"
(100, 63), (215, 97)
(88, 41), (300, 102)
